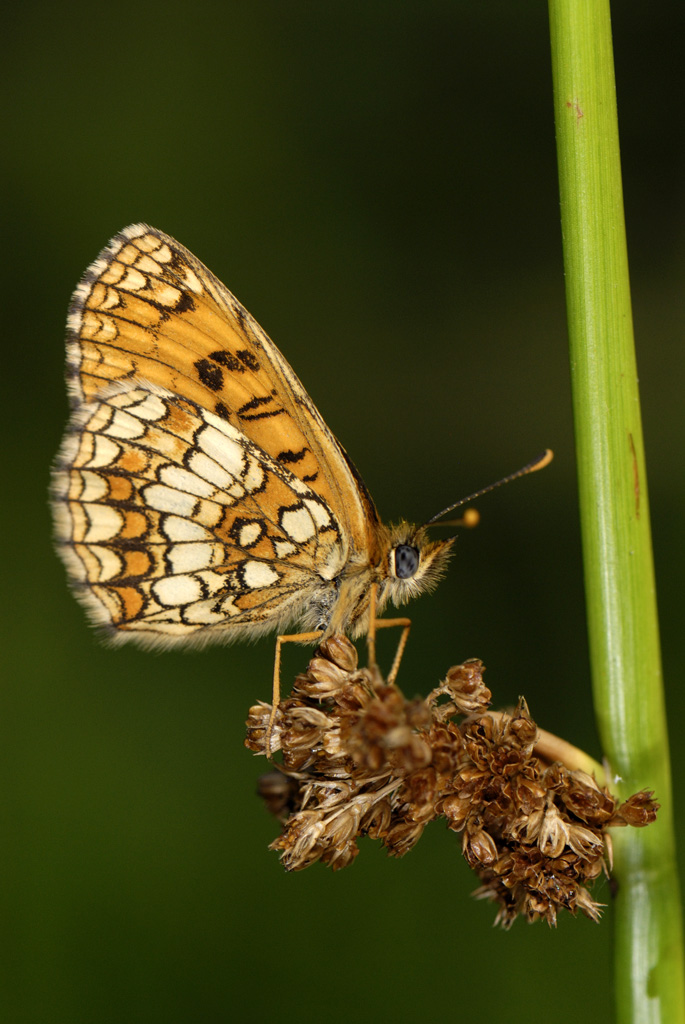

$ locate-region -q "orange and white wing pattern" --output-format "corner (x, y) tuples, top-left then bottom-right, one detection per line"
(53, 381), (346, 646)
(64, 224), (379, 551)
(52, 224), (456, 649)
(52, 224), (375, 645)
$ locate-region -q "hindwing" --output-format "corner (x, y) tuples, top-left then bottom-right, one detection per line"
(53, 382), (347, 645)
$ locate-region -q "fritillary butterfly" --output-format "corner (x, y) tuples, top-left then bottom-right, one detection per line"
(51, 225), (460, 665)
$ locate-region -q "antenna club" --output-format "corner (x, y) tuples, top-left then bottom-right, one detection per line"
(530, 449), (554, 472)
(461, 508), (480, 528)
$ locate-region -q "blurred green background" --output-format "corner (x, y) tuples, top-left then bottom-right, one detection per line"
(3, 2), (682, 1021)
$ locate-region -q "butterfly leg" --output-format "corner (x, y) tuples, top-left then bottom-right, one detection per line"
(373, 617), (412, 684)
(366, 584), (411, 684)
(366, 584), (379, 670)
(267, 630), (323, 758)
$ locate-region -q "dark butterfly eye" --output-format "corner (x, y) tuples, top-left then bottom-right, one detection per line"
(393, 545), (420, 579)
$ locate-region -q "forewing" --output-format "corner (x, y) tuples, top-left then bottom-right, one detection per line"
(66, 224), (378, 558)
(52, 383), (347, 646)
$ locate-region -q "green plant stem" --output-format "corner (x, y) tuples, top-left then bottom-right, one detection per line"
(547, 1), (684, 1021)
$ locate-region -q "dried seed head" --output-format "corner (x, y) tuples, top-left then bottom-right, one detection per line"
(245, 701), (282, 754)
(247, 638), (659, 927)
(434, 659), (492, 716)
(613, 790), (660, 827)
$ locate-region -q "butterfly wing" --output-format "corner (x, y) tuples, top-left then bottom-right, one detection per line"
(65, 224), (380, 559)
(53, 381), (349, 645)
(53, 224), (386, 645)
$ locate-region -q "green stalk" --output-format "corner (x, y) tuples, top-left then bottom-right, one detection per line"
(547, 1), (684, 1021)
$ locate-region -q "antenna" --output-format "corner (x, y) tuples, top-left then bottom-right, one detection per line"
(423, 449), (553, 528)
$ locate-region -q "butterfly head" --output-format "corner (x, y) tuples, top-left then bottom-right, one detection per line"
(374, 448), (554, 620)
(381, 523), (455, 607)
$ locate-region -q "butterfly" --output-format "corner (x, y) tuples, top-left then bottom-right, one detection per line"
(51, 224), (470, 682)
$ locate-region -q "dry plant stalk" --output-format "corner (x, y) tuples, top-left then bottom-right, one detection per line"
(245, 637), (658, 927)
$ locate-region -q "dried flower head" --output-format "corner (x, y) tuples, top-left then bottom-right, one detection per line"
(245, 637), (659, 927)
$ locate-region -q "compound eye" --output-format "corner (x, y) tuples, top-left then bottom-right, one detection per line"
(393, 544), (420, 579)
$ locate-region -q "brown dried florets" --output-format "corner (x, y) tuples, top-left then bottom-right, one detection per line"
(245, 637), (659, 928)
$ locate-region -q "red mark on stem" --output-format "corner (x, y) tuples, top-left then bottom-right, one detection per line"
(565, 100), (584, 120)
(629, 433), (640, 518)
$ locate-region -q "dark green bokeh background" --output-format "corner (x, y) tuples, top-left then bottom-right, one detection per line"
(3, 2), (682, 1021)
